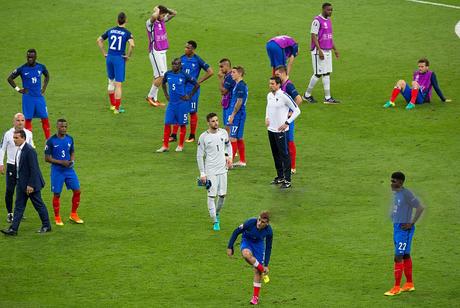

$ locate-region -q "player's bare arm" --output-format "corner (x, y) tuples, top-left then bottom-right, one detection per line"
(286, 56), (295, 76)
(150, 6), (160, 22)
(123, 38), (135, 60)
(229, 98), (243, 124)
(41, 70), (49, 95)
(311, 33), (324, 59)
(7, 71), (27, 94)
(182, 84), (200, 101)
(96, 37), (107, 57)
(332, 44), (339, 59)
(402, 204), (425, 230)
(198, 67), (214, 85)
(162, 82), (170, 101)
(166, 8), (177, 20)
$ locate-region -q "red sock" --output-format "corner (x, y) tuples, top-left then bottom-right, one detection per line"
(109, 93), (115, 106)
(114, 98), (121, 110)
(71, 190), (81, 214)
(41, 118), (50, 139)
(288, 141), (296, 169)
(403, 258), (413, 283)
(179, 125), (186, 147)
(163, 125), (171, 148)
(410, 88), (418, 104)
(172, 124), (179, 135)
(390, 87), (400, 103)
(253, 283), (261, 297)
(231, 141), (238, 160)
(394, 262), (404, 287)
(237, 139), (246, 162)
(256, 263), (264, 272)
(25, 119), (32, 131)
(52, 195), (60, 217)
(190, 113), (198, 135)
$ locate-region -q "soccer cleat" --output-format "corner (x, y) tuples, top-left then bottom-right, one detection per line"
(250, 296), (259, 305)
(263, 274), (270, 284)
(1, 228), (17, 236)
(54, 216), (64, 226)
(383, 101), (395, 108)
(185, 135), (195, 143)
(175, 146), (183, 152)
(291, 168), (296, 175)
(156, 146), (169, 153)
(169, 134), (177, 142)
(302, 94), (317, 103)
(110, 105), (116, 111)
(156, 100), (165, 107)
(384, 286), (401, 296)
(69, 213), (84, 224)
(119, 106), (126, 113)
(37, 226), (52, 233)
(213, 222), (220, 231)
(280, 181), (292, 189)
(401, 282), (415, 292)
(6, 213), (13, 223)
(324, 97), (341, 104)
(406, 103), (415, 110)
(146, 97), (159, 107)
(232, 161), (247, 168)
(270, 177), (284, 185)
(113, 109), (120, 114)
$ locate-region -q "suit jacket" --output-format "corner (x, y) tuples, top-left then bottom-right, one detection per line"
(17, 142), (45, 192)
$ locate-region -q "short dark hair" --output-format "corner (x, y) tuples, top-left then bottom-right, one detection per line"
(322, 2), (332, 9)
(187, 40), (197, 49)
(274, 65), (287, 74)
(260, 211), (270, 222)
(57, 118), (67, 124)
(219, 58), (231, 66)
(391, 171), (405, 182)
(270, 76), (282, 85)
(418, 58), (430, 66)
(158, 5), (169, 14)
(27, 48), (37, 55)
(232, 66), (245, 76)
(118, 12), (127, 25)
(206, 112), (218, 122)
(14, 129), (26, 140)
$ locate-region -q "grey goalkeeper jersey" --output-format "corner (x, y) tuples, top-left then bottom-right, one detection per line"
(197, 128), (232, 176)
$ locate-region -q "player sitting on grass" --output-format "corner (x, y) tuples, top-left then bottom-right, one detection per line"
(384, 58), (451, 110)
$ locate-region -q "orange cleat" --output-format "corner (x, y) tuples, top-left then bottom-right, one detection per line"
(55, 216), (64, 226)
(146, 97), (165, 107)
(401, 282), (415, 292)
(69, 213), (84, 224)
(384, 286), (401, 296)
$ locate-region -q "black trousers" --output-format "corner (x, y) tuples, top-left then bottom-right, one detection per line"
(11, 189), (50, 231)
(5, 163), (16, 214)
(268, 131), (291, 182)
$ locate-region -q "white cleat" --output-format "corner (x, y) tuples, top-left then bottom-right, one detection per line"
(175, 146), (183, 152)
(291, 168), (296, 174)
(232, 161), (247, 167)
(156, 147), (169, 153)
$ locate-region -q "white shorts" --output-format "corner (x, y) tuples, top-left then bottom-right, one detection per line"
(149, 50), (167, 78)
(311, 49), (333, 75)
(207, 173), (227, 197)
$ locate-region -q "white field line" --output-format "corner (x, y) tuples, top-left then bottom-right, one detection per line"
(406, 0), (460, 9)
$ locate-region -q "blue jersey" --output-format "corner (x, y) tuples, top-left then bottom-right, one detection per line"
(163, 71), (197, 103)
(224, 73), (236, 94)
(101, 27), (133, 56)
(391, 188), (421, 224)
(180, 54), (209, 88)
(228, 218), (273, 265)
(12, 63), (48, 97)
(229, 80), (248, 118)
(45, 134), (75, 171)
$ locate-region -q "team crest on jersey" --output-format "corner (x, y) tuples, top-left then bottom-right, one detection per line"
(192, 63), (196, 68)
(179, 78), (183, 83)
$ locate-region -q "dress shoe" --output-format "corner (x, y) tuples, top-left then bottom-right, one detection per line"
(37, 226), (52, 234)
(1, 228), (17, 236)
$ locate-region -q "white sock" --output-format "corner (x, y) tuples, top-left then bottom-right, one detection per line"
(207, 197), (217, 223)
(216, 196), (225, 214)
(253, 282), (262, 288)
(323, 75), (331, 99)
(305, 75), (320, 97)
(253, 260), (260, 268)
(148, 85), (158, 100)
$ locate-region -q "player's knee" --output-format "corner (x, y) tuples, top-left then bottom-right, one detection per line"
(397, 80), (406, 88)
(411, 81), (419, 89)
(241, 249), (252, 259)
(107, 79), (115, 91)
(403, 254), (411, 259)
(114, 81), (122, 88)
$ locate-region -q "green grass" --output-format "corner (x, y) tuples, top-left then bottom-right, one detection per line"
(0, 0), (459, 306)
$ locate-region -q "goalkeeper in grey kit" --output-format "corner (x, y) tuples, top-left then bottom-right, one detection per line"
(197, 113), (233, 231)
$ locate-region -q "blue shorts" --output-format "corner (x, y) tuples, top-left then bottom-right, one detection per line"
(106, 55), (126, 82)
(287, 121), (295, 142)
(393, 223), (415, 256)
(241, 239), (264, 264)
(187, 88), (200, 113)
(165, 102), (189, 125)
(22, 94), (48, 119)
(401, 86), (426, 104)
(223, 108), (231, 126)
(51, 167), (80, 194)
(230, 116), (245, 139)
(266, 40), (286, 68)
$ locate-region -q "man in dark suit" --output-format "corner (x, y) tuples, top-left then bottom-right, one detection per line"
(1, 129), (51, 235)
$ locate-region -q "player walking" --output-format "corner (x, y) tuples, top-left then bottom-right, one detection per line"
(157, 58), (199, 152)
(383, 58), (451, 110)
(145, 5), (176, 107)
(384, 172), (425, 296)
(265, 35), (299, 76)
(45, 119), (83, 225)
(170, 41), (213, 143)
(197, 113), (232, 231)
(218, 58), (236, 134)
(7, 49), (51, 139)
(227, 211), (273, 305)
(303, 2), (340, 104)
(97, 12), (135, 114)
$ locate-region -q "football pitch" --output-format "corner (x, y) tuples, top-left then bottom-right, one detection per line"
(0, 0), (459, 306)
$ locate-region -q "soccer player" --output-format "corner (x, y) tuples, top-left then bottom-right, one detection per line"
(0, 113), (34, 223)
(383, 58), (451, 110)
(303, 2), (340, 104)
(265, 35), (299, 76)
(145, 5), (177, 107)
(45, 119), (83, 225)
(7, 49), (51, 139)
(228, 66), (248, 167)
(227, 211), (273, 305)
(157, 58), (199, 152)
(274, 65), (303, 174)
(97, 12), (135, 114)
(170, 41), (214, 143)
(384, 172), (425, 296)
(217, 58), (236, 134)
(197, 113), (232, 231)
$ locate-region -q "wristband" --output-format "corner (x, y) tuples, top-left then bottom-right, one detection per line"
(15, 86), (20, 92)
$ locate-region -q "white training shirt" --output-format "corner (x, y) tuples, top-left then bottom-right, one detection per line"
(265, 89), (301, 133)
(0, 128), (34, 166)
(197, 128), (232, 176)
